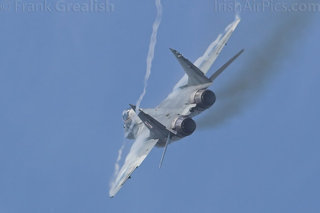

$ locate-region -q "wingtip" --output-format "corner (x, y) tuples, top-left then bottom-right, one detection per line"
(109, 190), (115, 198)
(109, 188), (118, 198)
(235, 14), (241, 21)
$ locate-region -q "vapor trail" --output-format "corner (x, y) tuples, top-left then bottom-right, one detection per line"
(198, 11), (313, 128)
(110, 0), (162, 189)
(109, 139), (126, 189)
(136, 0), (162, 110)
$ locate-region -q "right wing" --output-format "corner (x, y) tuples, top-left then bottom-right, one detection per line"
(109, 131), (158, 197)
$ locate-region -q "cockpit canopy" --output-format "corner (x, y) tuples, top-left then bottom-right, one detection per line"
(122, 109), (135, 121)
(122, 109), (130, 121)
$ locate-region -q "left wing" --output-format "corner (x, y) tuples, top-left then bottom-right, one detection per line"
(109, 132), (158, 197)
(174, 16), (240, 89)
(195, 15), (240, 74)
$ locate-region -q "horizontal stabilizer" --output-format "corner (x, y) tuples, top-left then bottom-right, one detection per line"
(209, 49), (244, 81)
(170, 48), (211, 86)
(130, 104), (172, 139)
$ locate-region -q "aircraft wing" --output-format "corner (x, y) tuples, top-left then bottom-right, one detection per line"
(109, 132), (158, 197)
(174, 16), (240, 89)
(147, 16), (241, 127)
(195, 15), (240, 74)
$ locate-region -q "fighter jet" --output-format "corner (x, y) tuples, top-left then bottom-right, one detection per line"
(109, 16), (243, 197)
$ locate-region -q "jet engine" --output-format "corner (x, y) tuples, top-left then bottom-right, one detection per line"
(193, 89), (216, 109)
(173, 116), (196, 137)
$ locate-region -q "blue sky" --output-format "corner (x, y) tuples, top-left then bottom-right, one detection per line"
(0, 0), (320, 212)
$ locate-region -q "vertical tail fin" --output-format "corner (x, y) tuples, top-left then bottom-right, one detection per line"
(209, 49), (244, 81)
(170, 48), (211, 86)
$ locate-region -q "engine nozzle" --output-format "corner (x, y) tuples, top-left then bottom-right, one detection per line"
(194, 89), (216, 109)
(173, 116), (196, 137)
